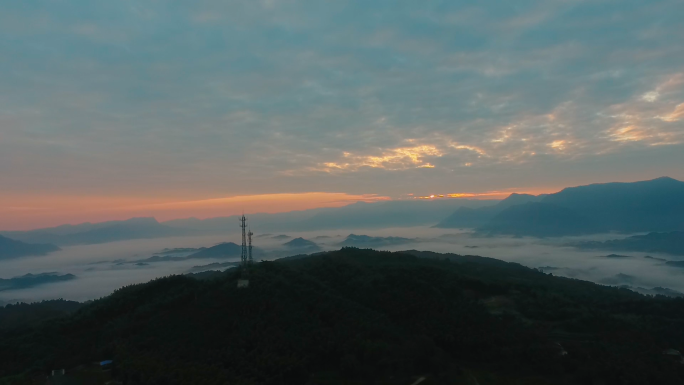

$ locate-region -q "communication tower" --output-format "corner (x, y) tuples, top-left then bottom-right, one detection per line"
(239, 214), (248, 268)
(237, 214), (250, 288)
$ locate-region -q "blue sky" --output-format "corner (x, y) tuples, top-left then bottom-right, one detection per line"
(1, 0), (683, 228)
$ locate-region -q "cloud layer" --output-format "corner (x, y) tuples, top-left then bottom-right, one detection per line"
(1, 0), (683, 228)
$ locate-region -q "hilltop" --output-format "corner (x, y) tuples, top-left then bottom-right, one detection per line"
(283, 237), (320, 251)
(1, 248), (684, 384)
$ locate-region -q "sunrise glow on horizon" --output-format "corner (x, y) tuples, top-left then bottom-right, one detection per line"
(0, 185), (575, 231)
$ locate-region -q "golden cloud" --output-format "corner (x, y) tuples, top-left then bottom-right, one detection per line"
(449, 142), (488, 156)
(317, 144), (443, 171)
(549, 140), (567, 150)
(608, 125), (646, 142)
(607, 124), (682, 146)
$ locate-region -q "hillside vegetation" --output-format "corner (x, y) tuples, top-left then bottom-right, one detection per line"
(2, 248), (684, 384)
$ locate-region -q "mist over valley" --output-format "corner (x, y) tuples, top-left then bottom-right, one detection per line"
(2, 178), (684, 307)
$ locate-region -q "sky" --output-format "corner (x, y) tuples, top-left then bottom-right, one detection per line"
(1, 0), (683, 230)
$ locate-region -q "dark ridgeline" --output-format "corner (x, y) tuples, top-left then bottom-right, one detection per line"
(2, 248), (684, 384)
(437, 177), (684, 237)
(0, 299), (82, 330)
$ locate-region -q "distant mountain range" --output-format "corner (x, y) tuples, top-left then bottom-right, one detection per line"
(163, 199), (494, 233)
(286, 200), (493, 231)
(435, 193), (545, 228)
(0, 235), (60, 260)
(127, 242), (250, 264)
(0, 200), (494, 247)
(1, 217), (192, 246)
(572, 231), (684, 256)
(4, 177), (683, 244)
(0, 272), (75, 292)
(438, 177), (684, 237)
(186, 242), (243, 259)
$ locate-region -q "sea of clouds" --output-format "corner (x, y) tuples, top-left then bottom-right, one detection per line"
(1, 227), (683, 305)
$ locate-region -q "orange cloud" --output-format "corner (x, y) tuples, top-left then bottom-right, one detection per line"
(415, 188), (553, 200)
(549, 140), (567, 150)
(608, 125), (645, 142)
(607, 123), (682, 146)
(658, 103), (684, 122)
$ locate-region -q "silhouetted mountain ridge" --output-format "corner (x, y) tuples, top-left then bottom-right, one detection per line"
(0, 300), (83, 330)
(435, 193), (544, 228)
(446, 177), (684, 237)
(162, 199), (496, 234)
(538, 177), (684, 233)
(0, 235), (60, 260)
(480, 202), (601, 237)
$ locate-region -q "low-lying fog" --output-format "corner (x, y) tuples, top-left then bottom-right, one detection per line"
(2, 227), (683, 305)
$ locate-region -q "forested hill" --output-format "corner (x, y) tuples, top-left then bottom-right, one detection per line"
(2, 248), (684, 384)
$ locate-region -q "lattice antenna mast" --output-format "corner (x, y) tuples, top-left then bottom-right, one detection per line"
(248, 228), (254, 265)
(239, 214), (248, 271)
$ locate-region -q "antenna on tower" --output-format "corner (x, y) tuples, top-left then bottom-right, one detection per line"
(248, 227), (253, 265)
